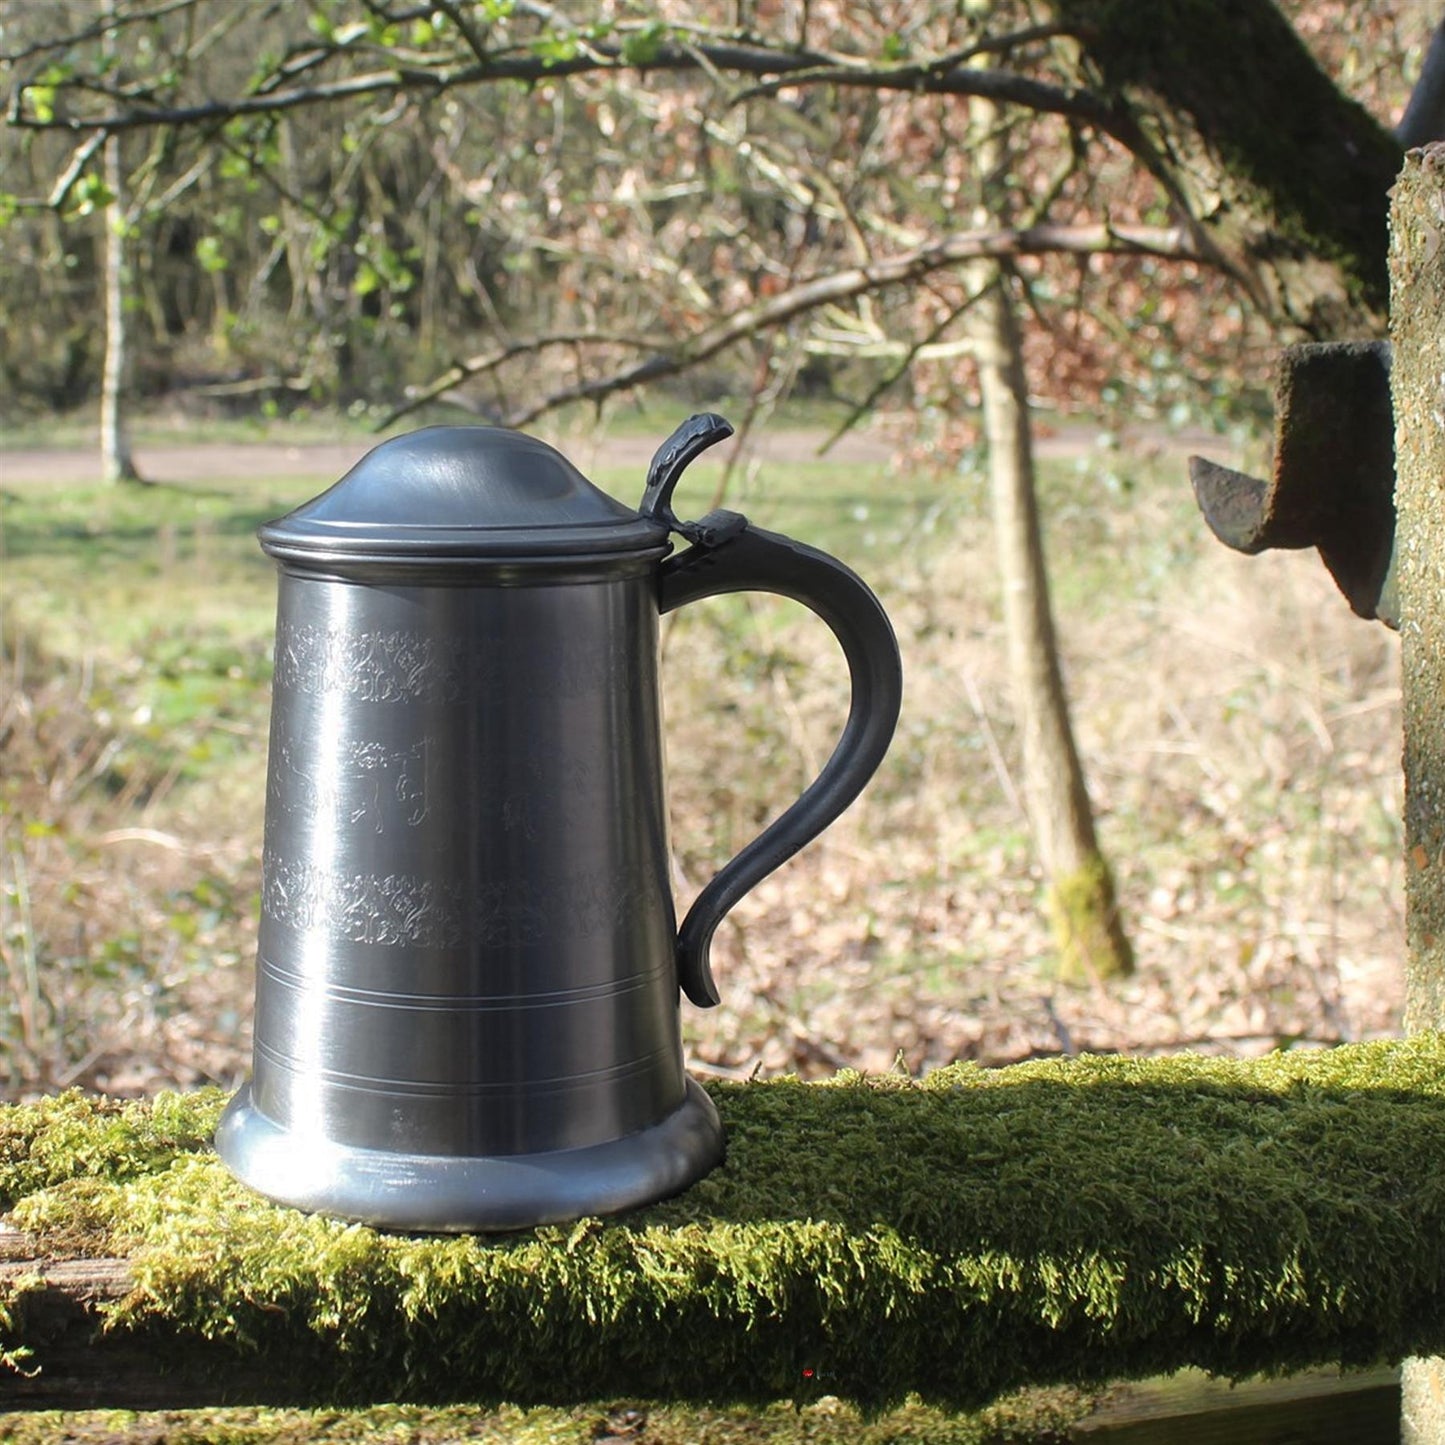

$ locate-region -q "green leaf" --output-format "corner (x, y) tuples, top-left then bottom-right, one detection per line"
(27, 86), (55, 124)
(621, 20), (667, 67)
(195, 235), (227, 273)
(531, 30), (580, 65)
(69, 174), (115, 217)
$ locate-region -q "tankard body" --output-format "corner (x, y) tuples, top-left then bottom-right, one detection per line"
(255, 566), (685, 1149)
(218, 418), (901, 1231)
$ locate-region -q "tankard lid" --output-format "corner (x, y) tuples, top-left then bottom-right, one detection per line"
(259, 426), (668, 568)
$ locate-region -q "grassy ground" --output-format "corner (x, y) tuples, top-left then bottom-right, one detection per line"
(0, 411), (1405, 1098)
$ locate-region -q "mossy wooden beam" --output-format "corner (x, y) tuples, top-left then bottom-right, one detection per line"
(4, 1040), (1445, 1414)
(0, 1396), (1098, 1445)
(0, 1370), (1407, 1445)
(1393, 144), (1445, 1037)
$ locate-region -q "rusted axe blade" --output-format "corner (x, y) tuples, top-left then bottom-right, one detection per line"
(1189, 340), (1397, 627)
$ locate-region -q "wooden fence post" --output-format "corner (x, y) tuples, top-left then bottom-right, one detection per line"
(1390, 140), (1445, 1445)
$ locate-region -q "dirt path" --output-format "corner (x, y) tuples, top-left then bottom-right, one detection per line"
(0, 429), (891, 488)
(0, 421), (1237, 487)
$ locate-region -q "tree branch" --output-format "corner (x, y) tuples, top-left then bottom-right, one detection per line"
(46, 130), (108, 209)
(409, 221), (1205, 431)
(1399, 21), (1445, 147)
(9, 37), (1127, 151)
(380, 331), (657, 428)
(818, 289), (987, 456)
(0, 0), (202, 65)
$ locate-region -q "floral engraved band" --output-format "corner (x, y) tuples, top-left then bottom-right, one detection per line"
(273, 622), (466, 704)
(273, 620), (634, 704)
(261, 855), (651, 948)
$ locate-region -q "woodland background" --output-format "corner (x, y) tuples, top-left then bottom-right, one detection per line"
(0, 0), (1427, 1098)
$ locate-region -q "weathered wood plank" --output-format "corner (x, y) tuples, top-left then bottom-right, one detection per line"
(1075, 1367), (1400, 1444)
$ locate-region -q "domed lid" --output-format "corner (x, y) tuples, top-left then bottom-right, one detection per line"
(258, 426), (668, 568)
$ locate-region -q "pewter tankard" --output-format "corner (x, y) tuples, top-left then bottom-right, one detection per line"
(216, 414), (902, 1231)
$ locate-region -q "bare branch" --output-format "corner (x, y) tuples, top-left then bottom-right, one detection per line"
(819, 288), (987, 456)
(8, 35), (1127, 150)
(962, 24), (1078, 58)
(47, 130), (107, 209)
(728, 48), (1105, 132)
(378, 331), (657, 428)
(0, 0), (201, 65)
(484, 221), (1204, 429)
(429, 0), (494, 69)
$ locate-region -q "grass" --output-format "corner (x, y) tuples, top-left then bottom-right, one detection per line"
(0, 408), (1406, 1097)
(0, 404), (386, 452)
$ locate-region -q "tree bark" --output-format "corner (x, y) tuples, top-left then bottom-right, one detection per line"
(1385, 141), (1445, 1445)
(971, 273), (1132, 982)
(1046, 0), (1402, 338)
(99, 6), (139, 487)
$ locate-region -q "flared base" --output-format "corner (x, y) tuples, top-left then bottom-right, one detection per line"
(214, 1076), (724, 1233)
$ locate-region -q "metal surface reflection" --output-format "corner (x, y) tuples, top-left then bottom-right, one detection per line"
(217, 416), (902, 1231)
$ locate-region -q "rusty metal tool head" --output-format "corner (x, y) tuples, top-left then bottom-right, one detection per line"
(1189, 340), (1396, 626)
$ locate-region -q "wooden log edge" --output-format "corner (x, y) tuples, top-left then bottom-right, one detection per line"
(0, 1221), (1407, 1440)
(1, 1225), (292, 1411)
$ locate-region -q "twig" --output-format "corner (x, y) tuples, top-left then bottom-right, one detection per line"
(378, 332), (652, 429)
(962, 668), (1025, 820)
(95, 828), (187, 851)
(1041, 994), (1076, 1056)
(489, 222), (1201, 430)
(820, 289), (986, 455)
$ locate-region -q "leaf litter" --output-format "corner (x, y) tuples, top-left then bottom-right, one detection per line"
(0, 433), (1405, 1099)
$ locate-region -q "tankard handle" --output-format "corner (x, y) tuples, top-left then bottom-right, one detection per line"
(646, 416), (903, 1008)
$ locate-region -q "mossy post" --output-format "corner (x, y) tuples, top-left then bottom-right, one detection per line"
(1390, 141), (1445, 1445)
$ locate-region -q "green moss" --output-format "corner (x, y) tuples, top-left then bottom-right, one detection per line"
(1050, 0), (1401, 324)
(1045, 853), (1134, 982)
(0, 1275), (41, 1381)
(8, 1042), (1445, 1410)
(0, 1391), (1092, 1444)
(0, 1088), (224, 1208)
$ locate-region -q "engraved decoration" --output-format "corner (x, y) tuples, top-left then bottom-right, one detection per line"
(267, 737), (432, 834)
(274, 623), (467, 704)
(273, 620), (634, 704)
(262, 856), (652, 948)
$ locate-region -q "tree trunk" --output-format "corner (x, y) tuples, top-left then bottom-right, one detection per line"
(1047, 0), (1402, 338)
(1384, 141), (1445, 1445)
(99, 5), (139, 487)
(971, 271), (1132, 982)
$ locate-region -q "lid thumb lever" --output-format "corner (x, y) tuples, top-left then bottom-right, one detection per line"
(640, 414), (734, 530)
